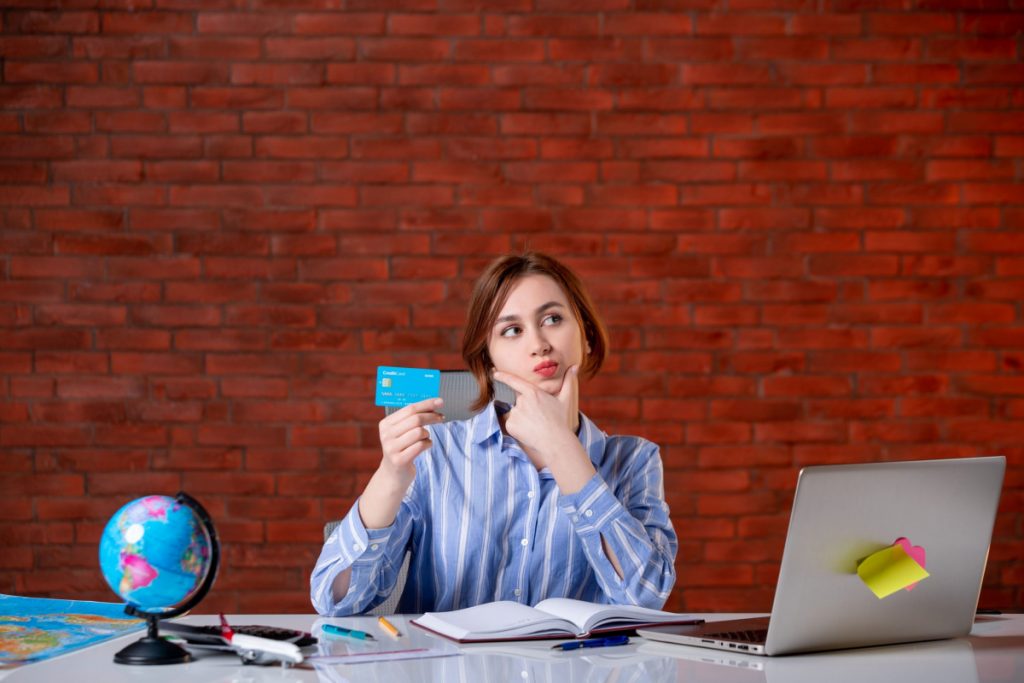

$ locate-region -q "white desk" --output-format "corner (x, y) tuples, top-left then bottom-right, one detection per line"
(4, 613), (1023, 683)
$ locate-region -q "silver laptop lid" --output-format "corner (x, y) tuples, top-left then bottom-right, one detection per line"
(766, 456), (1005, 655)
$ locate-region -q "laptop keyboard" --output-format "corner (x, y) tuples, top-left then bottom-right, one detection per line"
(705, 628), (768, 643)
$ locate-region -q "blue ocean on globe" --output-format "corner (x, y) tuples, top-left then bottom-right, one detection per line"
(98, 495), (212, 613)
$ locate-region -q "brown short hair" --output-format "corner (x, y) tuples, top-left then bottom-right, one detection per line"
(461, 252), (609, 411)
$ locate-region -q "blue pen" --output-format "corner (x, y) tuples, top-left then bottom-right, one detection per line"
(321, 624), (376, 641)
(551, 635), (629, 651)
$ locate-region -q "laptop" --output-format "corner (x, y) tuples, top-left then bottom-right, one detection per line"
(639, 456), (1005, 656)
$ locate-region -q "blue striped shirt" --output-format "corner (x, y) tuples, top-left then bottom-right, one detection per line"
(310, 402), (678, 616)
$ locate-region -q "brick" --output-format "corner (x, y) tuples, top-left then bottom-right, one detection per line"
(909, 352), (995, 374)
(764, 376), (850, 397)
(5, 60), (98, 84)
(874, 64), (960, 84)
(0, 426), (91, 448)
(963, 13), (1024, 35)
(958, 375), (1024, 397)
(639, 160), (732, 183)
(810, 253), (907, 275)
(42, 303), (128, 327)
(501, 113), (590, 136)
(755, 421), (846, 443)
(686, 422), (752, 444)
(919, 208), (1002, 231)
(758, 113), (845, 136)
(697, 493), (776, 518)
(930, 303), (1016, 325)
(134, 61), (228, 85)
(287, 87), (374, 113)
(35, 351), (109, 374)
(548, 36), (644, 62)
(174, 329), (266, 351)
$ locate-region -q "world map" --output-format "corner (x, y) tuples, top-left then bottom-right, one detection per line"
(0, 595), (143, 668)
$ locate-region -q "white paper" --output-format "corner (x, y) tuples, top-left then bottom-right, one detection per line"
(307, 647), (459, 665)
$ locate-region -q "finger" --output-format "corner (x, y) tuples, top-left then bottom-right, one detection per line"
(379, 400), (444, 436)
(384, 397), (444, 424)
(395, 437), (432, 466)
(492, 371), (533, 396)
(390, 424), (433, 454)
(558, 364), (580, 404)
(386, 410), (443, 440)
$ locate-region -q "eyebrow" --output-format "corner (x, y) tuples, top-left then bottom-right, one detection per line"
(494, 301), (564, 325)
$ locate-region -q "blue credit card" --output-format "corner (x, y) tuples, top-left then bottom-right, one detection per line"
(374, 366), (441, 408)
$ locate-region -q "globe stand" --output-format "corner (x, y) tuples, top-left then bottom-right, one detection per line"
(114, 613), (192, 665)
(108, 491), (220, 666)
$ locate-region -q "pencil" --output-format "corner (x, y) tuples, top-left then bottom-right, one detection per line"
(377, 616), (401, 639)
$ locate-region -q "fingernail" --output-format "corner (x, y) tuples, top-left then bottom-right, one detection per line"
(434, 398), (443, 406)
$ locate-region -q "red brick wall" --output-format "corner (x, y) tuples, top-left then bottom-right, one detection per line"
(2, 2), (1022, 613)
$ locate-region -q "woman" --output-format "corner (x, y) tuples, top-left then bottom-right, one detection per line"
(311, 252), (677, 615)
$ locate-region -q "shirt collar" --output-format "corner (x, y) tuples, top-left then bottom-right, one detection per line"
(469, 401), (608, 466)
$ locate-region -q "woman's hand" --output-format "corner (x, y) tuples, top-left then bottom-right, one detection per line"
(492, 365), (581, 468)
(359, 397), (444, 530)
(376, 397), (445, 486)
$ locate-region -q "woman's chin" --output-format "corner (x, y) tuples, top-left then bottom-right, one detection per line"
(536, 375), (563, 394)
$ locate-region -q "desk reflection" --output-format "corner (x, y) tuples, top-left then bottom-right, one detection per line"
(637, 637), (979, 683)
(310, 616), (674, 683)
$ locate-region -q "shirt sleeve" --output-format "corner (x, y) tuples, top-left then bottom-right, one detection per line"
(556, 440), (678, 609)
(309, 493), (418, 616)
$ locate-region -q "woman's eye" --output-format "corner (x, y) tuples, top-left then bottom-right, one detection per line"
(542, 314), (562, 326)
(500, 325), (521, 338)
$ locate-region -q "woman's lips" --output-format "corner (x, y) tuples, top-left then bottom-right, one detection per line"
(533, 361), (558, 378)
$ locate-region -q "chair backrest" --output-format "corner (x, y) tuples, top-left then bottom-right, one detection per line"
(323, 370), (512, 615)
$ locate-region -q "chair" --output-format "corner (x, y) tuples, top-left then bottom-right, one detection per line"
(322, 370), (514, 615)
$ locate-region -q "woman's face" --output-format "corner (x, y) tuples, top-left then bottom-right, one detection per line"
(486, 274), (587, 395)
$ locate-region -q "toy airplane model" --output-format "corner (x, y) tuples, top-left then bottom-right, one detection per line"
(160, 615), (307, 667)
(218, 614), (304, 666)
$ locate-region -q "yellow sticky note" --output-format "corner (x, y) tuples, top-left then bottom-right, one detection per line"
(857, 543), (930, 599)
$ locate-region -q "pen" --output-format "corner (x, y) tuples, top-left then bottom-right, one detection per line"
(378, 616), (402, 639)
(321, 624), (376, 641)
(551, 635), (630, 651)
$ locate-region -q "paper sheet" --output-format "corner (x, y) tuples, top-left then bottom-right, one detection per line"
(307, 647), (460, 665)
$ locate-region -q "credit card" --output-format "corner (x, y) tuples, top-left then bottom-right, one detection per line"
(374, 366), (441, 408)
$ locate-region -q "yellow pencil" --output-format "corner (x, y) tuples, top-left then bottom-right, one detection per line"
(377, 616), (401, 639)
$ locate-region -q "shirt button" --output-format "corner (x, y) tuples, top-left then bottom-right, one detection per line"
(352, 543), (362, 552)
(370, 543), (379, 551)
(514, 588), (522, 597)
(527, 491), (535, 499)
(520, 538), (528, 546)
(572, 515), (579, 522)
(585, 509), (593, 518)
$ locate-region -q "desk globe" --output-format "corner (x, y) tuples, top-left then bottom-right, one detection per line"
(99, 491), (219, 665)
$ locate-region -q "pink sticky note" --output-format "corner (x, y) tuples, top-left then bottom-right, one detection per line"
(893, 537), (926, 591)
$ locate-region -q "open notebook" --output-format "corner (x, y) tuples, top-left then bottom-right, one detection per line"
(411, 598), (699, 643)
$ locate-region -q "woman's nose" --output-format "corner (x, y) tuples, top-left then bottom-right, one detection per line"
(530, 327), (551, 355)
